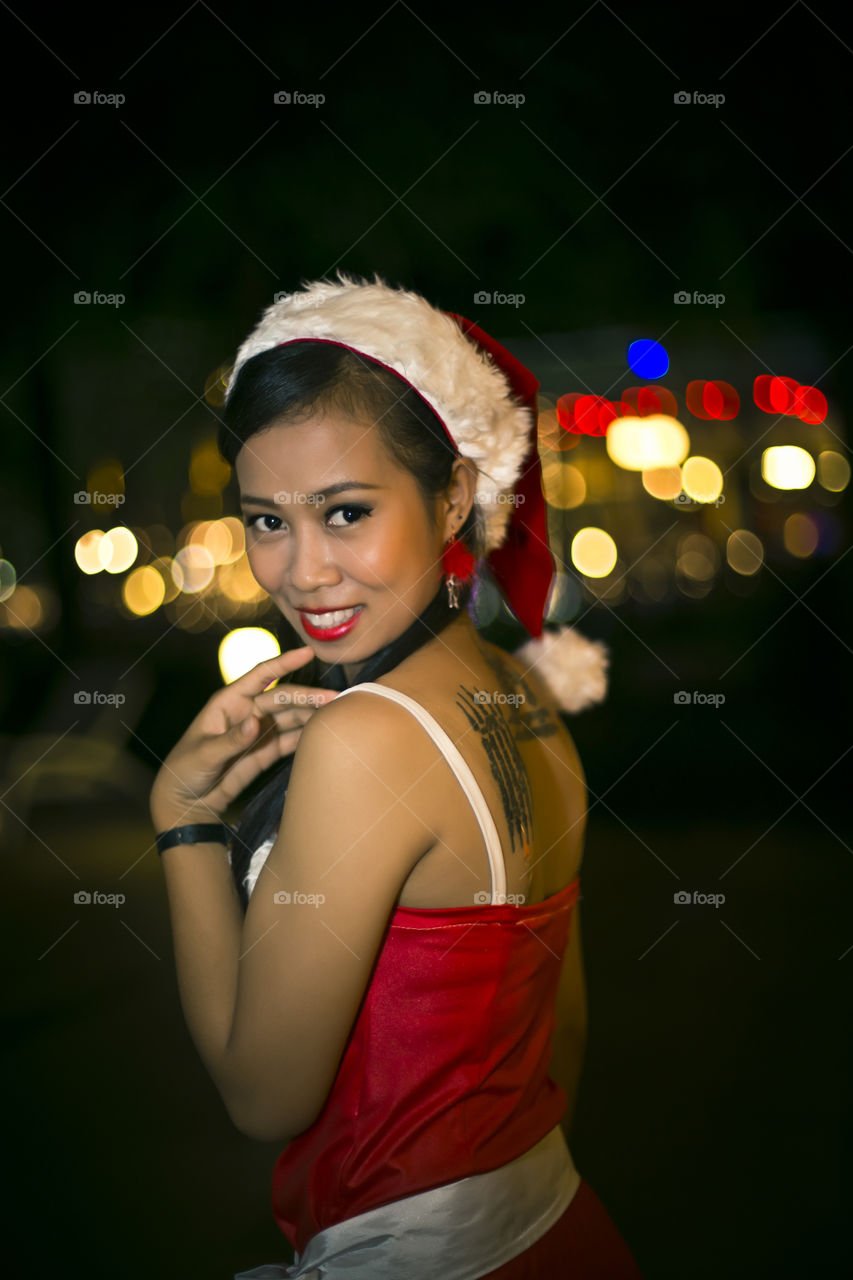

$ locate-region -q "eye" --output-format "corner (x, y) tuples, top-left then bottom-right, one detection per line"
(325, 503), (373, 528)
(244, 513), (282, 533)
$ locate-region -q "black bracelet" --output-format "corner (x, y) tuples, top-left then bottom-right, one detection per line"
(156, 823), (235, 856)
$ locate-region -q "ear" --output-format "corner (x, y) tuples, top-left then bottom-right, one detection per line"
(441, 456), (478, 540)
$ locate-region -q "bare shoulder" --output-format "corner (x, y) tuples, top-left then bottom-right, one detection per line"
(300, 684), (436, 769)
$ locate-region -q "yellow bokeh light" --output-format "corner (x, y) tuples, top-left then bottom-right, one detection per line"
(642, 467), (682, 500)
(816, 450), (850, 492)
(681, 456), (724, 504)
(75, 530), (105, 574)
(98, 527), (139, 574)
(218, 627), (281, 686)
(605, 414), (690, 471)
(172, 544), (216, 593)
(123, 565), (167, 616)
(541, 460), (586, 509)
(570, 527), (618, 578)
(761, 446), (815, 490)
(189, 439), (231, 496)
(0, 584), (43, 628)
(218, 554), (265, 602)
(783, 513), (820, 558)
(726, 529), (764, 576)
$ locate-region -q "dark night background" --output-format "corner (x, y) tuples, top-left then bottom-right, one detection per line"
(1, 3), (850, 1276)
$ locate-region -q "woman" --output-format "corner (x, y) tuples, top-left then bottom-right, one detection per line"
(150, 272), (643, 1278)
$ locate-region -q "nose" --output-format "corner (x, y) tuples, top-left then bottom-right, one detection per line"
(286, 525), (341, 595)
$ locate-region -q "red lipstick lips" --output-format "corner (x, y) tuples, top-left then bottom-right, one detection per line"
(298, 604), (365, 641)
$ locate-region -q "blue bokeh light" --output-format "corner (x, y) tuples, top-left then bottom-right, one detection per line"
(627, 339), (669, 380)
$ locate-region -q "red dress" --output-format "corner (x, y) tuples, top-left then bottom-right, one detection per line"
(261, 683), (644, 1278)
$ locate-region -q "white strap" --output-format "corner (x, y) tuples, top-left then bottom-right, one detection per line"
(333, 682), (507, 904)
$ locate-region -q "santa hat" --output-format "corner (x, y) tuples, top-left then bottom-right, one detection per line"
(226, 269), (609, 713)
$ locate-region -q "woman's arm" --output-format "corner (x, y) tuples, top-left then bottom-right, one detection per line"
(155, 811), (245, 1111)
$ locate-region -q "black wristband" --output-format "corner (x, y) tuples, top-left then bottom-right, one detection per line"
(156, 823), (235, 856)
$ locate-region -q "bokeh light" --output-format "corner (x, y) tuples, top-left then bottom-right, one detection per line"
(570, 527), (618, 578)
(727, 530), (764, 576)
(681, 456), (724, 504)
(783, 513), (820, 558)
(762, 446), (815, 490)
(627, 339), (669, 380)
(606, 414), (690, 470)
(218, 627), (281, 685)
(817, 450), (850, 491)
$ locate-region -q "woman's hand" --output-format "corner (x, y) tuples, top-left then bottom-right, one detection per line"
(150, 645), (338, 832)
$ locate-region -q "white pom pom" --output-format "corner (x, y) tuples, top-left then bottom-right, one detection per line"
(513, 626), (610, 714)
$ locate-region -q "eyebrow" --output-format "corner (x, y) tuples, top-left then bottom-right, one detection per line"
(240, 482), (384, 508)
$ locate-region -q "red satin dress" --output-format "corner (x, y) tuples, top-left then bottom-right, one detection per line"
(264, 683), (644, 1278)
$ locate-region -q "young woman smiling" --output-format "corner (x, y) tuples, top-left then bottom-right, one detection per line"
(150, 272), (642, 1279)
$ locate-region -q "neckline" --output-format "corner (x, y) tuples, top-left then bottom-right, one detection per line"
(392, 872), (580, 917)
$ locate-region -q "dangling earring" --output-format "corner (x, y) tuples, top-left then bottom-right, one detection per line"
(442, 531), (476, 609)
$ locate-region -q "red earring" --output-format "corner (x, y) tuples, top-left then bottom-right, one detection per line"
(442, 534), (476, 609)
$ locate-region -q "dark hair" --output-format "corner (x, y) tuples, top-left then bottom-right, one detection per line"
(217, 340), (487, 912)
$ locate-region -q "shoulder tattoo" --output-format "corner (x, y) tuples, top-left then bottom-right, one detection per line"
(455, 684), (534, 857)
(482, 652), (561, 743)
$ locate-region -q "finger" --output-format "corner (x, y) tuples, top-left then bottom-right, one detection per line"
(231, 647), (317, 697)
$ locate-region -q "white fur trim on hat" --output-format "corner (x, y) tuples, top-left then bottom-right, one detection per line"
(513, 625), (610, 714)
(226, 269), (533, 553)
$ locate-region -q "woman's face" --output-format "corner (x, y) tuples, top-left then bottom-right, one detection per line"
(235, 411), (465, 675)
